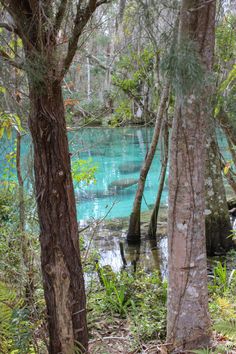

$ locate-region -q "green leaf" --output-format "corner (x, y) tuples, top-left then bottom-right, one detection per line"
(0, 127), (4, 139)
(6, 126), (12, 139)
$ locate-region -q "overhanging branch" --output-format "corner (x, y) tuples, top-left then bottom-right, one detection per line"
(0, 48), (24, 70)
(61, 0), (108, 79)
(0, 22), (19, 35)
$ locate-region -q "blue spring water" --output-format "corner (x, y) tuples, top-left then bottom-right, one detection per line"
(0, 127), (228, 221)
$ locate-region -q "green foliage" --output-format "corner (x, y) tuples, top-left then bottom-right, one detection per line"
(96, 265), (133, 316)
(113, 47), (155, 97)
(212, 261), (228, 293)
(0, 283), (34, 354)
(214, 319), (236, 340)
(0, 112), (23, 139)
(216, 16), (236, 63)
(161, 38), (205, 96)
(190, 349), (212, 354)
(215, 63), (236, 119)
(209, 260), (236, 294)
(72, 158), (98, 185)
(112, 99), (133, 126)
(88, 268), (167, 341)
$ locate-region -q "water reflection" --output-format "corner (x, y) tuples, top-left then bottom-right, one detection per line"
(82, 219), (168, 278)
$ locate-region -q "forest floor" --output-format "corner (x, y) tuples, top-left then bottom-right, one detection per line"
(84, 203), (236, 354)
(88, 319), (236, 354)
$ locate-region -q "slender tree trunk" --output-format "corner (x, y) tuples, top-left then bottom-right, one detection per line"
(16, 132), (35, 302)
(28, 83), (88, 353)
(148, 116), (169, 239)
(205, 120), (234, 256)
(167, 0), (215, 351)
(87, 57), (91, 102)
(127, 83), (169, 243)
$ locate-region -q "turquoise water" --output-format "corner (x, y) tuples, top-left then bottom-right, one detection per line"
(0, 128), (167, 221)
(0, 127), (228, 221)
(70, 127), (168, 220)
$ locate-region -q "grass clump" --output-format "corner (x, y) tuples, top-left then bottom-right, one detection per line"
(87, 266), (167, 346)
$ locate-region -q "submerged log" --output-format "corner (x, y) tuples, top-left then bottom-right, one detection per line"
(108, 178), (139, 191)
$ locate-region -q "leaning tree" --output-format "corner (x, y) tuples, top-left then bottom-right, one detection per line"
(0, 1), (107, 353)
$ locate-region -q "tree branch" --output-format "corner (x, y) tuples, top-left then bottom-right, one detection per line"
(0, 22), (19, 35)
(54, 0), (68, 34)
(61, 0), (108, 79)
(0, 48), (24, 70)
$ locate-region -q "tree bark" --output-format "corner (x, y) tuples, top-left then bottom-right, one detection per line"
(205, 120), (234, 256)
(167, 0), (215, 351)
(127, 83), (169, 243)
(28, 83), (88, 353)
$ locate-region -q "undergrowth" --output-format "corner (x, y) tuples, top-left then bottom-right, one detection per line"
(87, 266), (167, 346)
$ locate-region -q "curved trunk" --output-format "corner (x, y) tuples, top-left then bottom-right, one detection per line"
(205, 124), (234, 256)
(148, 117), (169, 239)
(127, 83), (169, 243)
(29, 83), (88, 353)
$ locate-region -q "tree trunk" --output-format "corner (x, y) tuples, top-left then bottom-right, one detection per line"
(205, 120), (234, 256)
(28, 83), (88, 354)
(127, 83), (169, 243)
(148, 116), (169, 239)
(167, 0), (215, 351)
(16, 132), (35, 303)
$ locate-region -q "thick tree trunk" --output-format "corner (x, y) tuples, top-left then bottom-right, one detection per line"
(127, 83), (169, 243)
(148, 117), (169, 239)
(205, 121), (234, 256)
(167, 0), (215, 351)
(28, 83), (88, 353)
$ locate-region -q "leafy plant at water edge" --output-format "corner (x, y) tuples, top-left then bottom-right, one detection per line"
(95, 264), (133, 316)
(88, 267), (167, 341)
(72, 158), (98, 186)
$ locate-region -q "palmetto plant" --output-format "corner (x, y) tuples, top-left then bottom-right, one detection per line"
(0, 282), (34, 353)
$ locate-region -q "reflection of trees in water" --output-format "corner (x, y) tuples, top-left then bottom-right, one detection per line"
(119, 237), (164, 274)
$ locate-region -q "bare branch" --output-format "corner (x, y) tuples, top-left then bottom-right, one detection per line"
(0, 22), (19, 35)
(54, 0), (68, 34)
(0, 48), (24, 70)
(84, 51), (111, 71)
(61, 0), (108, 79)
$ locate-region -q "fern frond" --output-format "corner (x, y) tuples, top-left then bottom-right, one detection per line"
(214, 319), (236, 339)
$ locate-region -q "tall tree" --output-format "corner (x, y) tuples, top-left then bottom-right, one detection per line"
(0, 1), (107, 353)
(167, 0), (216, 351)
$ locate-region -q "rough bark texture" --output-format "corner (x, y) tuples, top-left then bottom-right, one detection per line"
(127, 83), (169, 243)
(205, 119), (234, 256)
(3, 1), (108, 352)
(167, 0), (215, 351)
(28, 83), (88, 353)
(148, 117), (169, 239)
